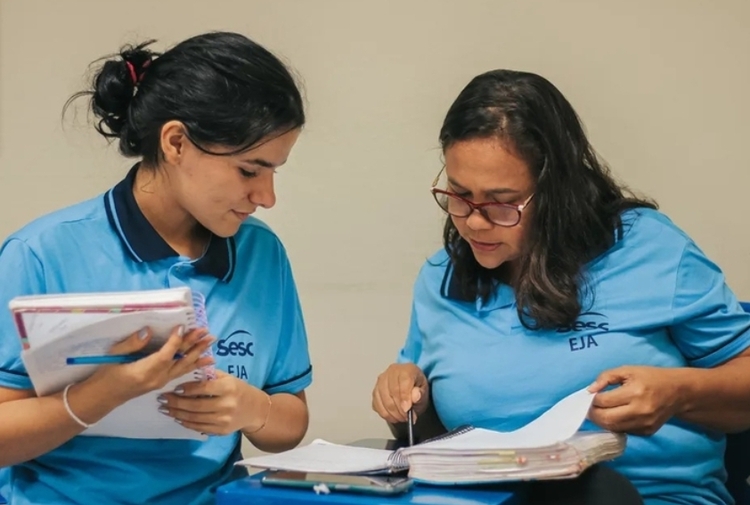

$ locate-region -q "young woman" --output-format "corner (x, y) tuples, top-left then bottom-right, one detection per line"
(0, 31), (312, 504)
(373, 69), (750, 505)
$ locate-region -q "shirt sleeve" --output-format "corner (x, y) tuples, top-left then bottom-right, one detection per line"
(396, 302), (424, 365)
(0, 238), (46, 389)
(262, 247), (312, 395)
(670, 240), (750, 368)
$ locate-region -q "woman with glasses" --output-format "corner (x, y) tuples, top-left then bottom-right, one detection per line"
(372, 70), (750, 505)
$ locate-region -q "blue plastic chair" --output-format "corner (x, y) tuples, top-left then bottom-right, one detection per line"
(724, 302), (750, 505)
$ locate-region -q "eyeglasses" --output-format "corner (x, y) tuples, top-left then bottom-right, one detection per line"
(430, 167), (534, 227)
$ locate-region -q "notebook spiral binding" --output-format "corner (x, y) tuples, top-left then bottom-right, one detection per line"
(385, 424), (475, 470)
(191, 291), (216, 380)
(191, 292), (208, 328)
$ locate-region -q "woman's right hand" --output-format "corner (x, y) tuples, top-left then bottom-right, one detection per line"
(372, 363), (430, 424)
(86, 326), (215, 404)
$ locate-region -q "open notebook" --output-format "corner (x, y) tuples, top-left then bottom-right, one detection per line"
(10, 287), (215, 440)
(238, 388), (626, 484)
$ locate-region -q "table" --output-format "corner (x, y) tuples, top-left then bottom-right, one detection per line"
(216, 472), (524, 505)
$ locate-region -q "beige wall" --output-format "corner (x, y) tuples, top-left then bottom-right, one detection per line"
(1, 0), (748, 456)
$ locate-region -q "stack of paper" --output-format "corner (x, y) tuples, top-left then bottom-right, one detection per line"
(10, 287), (212, 440)
(401, 430), (624, 483)
(399, 388), (625, 483)
(237, 388), (626, 484)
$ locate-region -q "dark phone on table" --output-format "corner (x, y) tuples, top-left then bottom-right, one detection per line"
(261, 470), (413, 496)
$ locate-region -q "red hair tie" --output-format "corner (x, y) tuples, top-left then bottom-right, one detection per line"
(125, 59), (151, 85)
(125, 61), (138, 85)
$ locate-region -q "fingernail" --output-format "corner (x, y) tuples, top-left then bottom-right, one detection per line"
(401, 401), (410, 412)
(158, 406), (169, 415)
(177, 325), (185, 338)
(138, 328), (149, 340)
(174, 419), (183, 425)
(157, 395), (168, 404)
(174, 386), (184, 395)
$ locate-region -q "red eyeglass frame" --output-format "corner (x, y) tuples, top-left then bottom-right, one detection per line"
(429, 166), (534, 227)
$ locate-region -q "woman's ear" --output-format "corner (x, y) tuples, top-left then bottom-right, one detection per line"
(159, 120), (189, 166)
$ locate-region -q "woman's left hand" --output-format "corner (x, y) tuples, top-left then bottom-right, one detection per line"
(587, 365), (685, 436)
(158, 370), (269, 436)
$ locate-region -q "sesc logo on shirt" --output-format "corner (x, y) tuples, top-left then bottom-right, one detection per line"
(216, 329), (254, 379)
(556, 312), (609, 352)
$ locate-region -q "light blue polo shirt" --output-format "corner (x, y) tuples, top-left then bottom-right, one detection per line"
(399, 208), (750, 505)
(0, 165), (312, 505)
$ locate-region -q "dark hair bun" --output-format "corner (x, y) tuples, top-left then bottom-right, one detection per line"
(88, 41), (158, 154)
(65, 32), (305, 164)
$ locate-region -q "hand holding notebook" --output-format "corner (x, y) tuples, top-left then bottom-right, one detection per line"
(10, 287), (216, 440)
(238, 388), (626, 484)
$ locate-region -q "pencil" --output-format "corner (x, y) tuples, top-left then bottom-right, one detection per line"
(407, 408), (415, 446)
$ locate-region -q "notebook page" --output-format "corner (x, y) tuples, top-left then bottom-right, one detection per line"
(237, 440), (395, 473)
(506, 387), (595, 446)
(20, 311), (127, 349)
(406, 388), (595, 452)
(11, 287), (193, 348)
(9, 287), (192, 310)
(84, 373), (206, 440)
(21, 308), (195, 395)
(21, 309), (208, 440)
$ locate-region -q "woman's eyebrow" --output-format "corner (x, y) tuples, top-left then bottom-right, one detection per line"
(447, 177), (520, 195)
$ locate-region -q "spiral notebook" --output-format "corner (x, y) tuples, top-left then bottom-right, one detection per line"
(237, 388), (626, 483)
(10, 287), (215, 440)
(400, 430), (625, 484)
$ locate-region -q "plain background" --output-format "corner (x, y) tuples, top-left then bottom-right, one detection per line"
(1, 0), (748, 456)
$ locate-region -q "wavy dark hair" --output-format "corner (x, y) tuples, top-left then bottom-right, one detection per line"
(64, 31), (305, 166)
(440, 69), (655, 330)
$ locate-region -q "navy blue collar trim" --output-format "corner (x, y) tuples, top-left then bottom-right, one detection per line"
(104, 164), (236, 282)
(441, 262), (472, 302)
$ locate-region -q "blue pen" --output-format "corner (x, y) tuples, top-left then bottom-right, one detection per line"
(66, 353), (184, 365)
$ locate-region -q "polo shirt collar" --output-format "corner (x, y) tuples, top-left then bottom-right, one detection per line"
(103, 164), (236, 282)
(441, 260), (515, 310)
